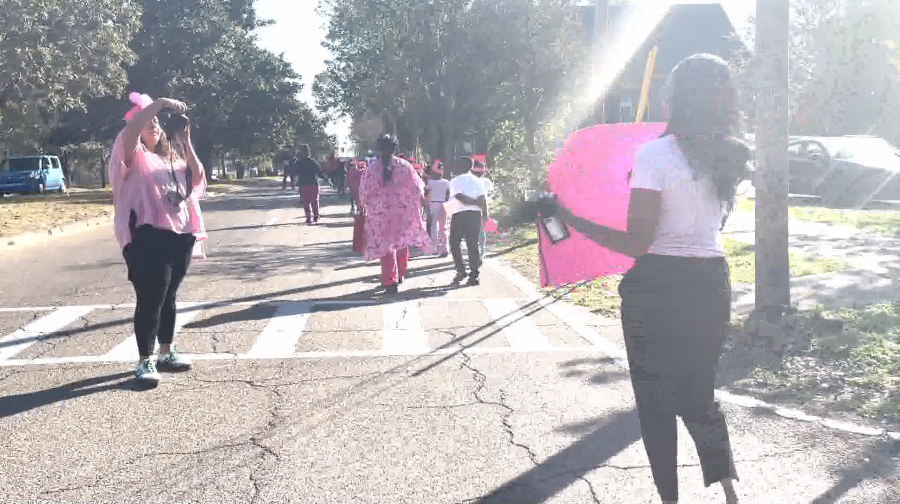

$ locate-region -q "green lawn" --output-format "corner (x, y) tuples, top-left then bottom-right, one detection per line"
(488, 225), (845, 317)
(742, 302), (900, 423)
(735, 195), (900, 237)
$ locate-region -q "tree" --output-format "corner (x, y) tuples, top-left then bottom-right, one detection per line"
(0, 0), (139, 150)
(732, 0), (900, 142)
(315, 0), (587, 184)
(125, 0), (334, 173)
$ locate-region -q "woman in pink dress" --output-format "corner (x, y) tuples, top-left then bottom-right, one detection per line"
(108, 92), (207, 387)
(358, 134), (432, 294)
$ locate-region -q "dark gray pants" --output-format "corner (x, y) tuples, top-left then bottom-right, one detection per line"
(618, 254), (738, 502)
(449, 210), (482, 277)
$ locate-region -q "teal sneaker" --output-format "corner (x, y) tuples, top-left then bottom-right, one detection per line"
(135, 358), (161, 386)
(156, 348), (193, 372)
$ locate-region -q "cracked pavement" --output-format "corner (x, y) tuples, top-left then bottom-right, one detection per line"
(0, 181), (898, 503)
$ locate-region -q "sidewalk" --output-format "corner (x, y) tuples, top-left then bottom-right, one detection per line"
(723, 211), (900, 314)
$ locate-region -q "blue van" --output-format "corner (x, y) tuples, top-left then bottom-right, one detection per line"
(0, 155), (67, 195)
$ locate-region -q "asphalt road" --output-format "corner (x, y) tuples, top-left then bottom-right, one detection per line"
(0, 180), (897, 503)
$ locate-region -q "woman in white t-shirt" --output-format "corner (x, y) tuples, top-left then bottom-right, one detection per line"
(556, 54), (750, 504)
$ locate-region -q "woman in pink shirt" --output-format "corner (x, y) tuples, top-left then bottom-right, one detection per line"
(358, 135), (432, 294)
(108, 93), (207, 387)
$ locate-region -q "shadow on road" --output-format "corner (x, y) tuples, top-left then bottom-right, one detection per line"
(0, 371), (134, 419)
(810, 437), (900, 504)
(471, 407), (642, 504)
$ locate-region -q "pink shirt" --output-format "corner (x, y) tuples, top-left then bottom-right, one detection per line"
(108, 129), (207, 251)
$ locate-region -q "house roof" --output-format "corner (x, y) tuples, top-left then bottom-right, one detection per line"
(579, 3), (743, 87)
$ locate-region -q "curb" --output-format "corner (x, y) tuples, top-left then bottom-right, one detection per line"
(0, 186), (238, 252)
(485, 258), (900, 441)
(1, 215), (113, 251)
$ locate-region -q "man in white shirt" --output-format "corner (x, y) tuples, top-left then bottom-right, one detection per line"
(448, 157), (488, 286)
(472, 160), (493, 257)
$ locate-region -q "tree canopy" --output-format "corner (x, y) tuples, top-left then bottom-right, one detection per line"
(732, 0), (900, 143)
(314, 0), (587, 191)
(0, 0), (334, 178)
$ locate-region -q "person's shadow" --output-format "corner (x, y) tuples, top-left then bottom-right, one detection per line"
(0, 371), (137, 419)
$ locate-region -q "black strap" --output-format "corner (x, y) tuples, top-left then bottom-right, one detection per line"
(166, 144), (193, 200)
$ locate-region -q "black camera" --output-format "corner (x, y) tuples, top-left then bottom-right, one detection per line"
(160, 112), (190, 142)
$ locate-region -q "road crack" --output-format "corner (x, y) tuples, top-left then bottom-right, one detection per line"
(459, 351), (602, 504)
(459, 351), (540, 466)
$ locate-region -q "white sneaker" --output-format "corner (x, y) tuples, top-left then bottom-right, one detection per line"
(135, 358), (161, 386)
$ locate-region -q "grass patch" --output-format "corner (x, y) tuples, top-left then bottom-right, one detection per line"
(735, 302), (900, 424)
(723, 238), (845, 288)
(735, 195), (900, 237)
(489, 225), (845, 319)
(788, 206), (900, 237)
(0, 188), (112, 238)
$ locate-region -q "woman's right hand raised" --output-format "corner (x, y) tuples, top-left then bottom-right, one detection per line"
(155, 98), (188, 114)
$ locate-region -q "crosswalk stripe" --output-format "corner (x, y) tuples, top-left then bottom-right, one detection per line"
(0, 306), (96, 361)
(482, 298), (551, 350)
(102, 302), (202, 360)
(241, 301), (312, 358)
(380, 301), (430, 355)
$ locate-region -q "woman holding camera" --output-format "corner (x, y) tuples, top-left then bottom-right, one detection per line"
(555, 54), (748, 503)
(109, 93), (207, 387)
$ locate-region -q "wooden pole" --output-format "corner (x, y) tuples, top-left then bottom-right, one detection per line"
(754, 0), (791, 310)
(635, 47), (658, 123)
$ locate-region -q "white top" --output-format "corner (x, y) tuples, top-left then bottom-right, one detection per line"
(448, 172), (486, 215)
(629, 135), (727, 258)
(480, 177), (494, 195)
(427, 178), (451, 203)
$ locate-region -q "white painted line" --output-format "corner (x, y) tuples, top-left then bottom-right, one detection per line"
(0, 306), (59, 313)
(0, 298), (541, 313)
(0, 345), (606, 366)
(0, 306), (95, 362)
(485, 258), (540, 301)
(482, 298), (551, 350)
(264, 216), (279, 226)
(102, 302), (202, 360)
(536, 297), (629, 368)
(380, 301), (430, 355)
(240, 302), (312, 359)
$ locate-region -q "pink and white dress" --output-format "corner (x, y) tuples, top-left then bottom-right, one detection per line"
(358, 157), (433, 261)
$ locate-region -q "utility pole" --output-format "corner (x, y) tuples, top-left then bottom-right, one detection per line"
(754, 0), (791, 311)
(593, 0), (609, 124)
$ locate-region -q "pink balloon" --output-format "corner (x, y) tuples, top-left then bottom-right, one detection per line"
(484, 218), (499, 233)
(539, 122), (668, 287)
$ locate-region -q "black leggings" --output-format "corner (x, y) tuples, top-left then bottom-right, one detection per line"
(618, 254), (737, 502)
(124, 225), (196, 357)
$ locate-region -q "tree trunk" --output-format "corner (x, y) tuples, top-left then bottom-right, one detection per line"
(194, 133), (215, 181)
(754, 0), (791, 310)
(99, 152), (107, 188)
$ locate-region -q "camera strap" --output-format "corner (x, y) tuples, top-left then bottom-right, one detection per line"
(166, 145), (193, 200)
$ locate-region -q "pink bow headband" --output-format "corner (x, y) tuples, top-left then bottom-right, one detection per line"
(124, 92), (154, 122)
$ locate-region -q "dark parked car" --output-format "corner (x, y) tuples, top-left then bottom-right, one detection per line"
(785, 136), (900, 207)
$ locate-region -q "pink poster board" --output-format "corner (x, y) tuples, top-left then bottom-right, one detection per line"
(539, 122), (668, 287)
